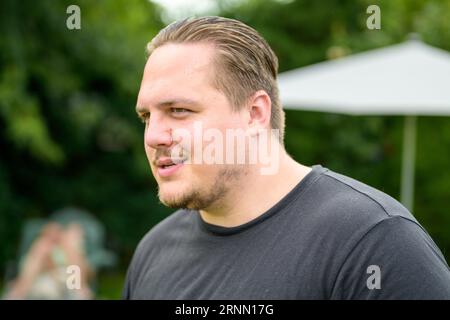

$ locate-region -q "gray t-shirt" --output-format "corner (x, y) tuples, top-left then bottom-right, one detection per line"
(123, 165), (450, 299)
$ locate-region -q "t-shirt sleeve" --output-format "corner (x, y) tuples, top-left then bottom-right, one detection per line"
(121, 267), (132, 300)
(331, 216), (450, 299)
(121, 242), (142, 300)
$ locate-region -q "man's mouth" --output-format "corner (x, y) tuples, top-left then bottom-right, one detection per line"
(155, 157), (186, 177)
(161, 163), (177, 168)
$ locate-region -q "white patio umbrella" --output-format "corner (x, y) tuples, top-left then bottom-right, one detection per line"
(278, 38), (450, 212)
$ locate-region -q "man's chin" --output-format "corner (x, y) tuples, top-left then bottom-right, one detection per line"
(158, 189), (193, 209)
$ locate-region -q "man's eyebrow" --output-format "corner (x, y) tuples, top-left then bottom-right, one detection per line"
(136, 98), (200, 114)
(136, 104), (148, 115)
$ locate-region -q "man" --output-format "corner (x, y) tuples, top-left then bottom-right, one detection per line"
(123, 16), (450, 299)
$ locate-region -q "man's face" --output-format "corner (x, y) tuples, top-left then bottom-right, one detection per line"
(136, 42), (249, 210)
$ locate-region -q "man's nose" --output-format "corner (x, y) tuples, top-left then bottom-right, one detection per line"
(144, 115), (173, 149)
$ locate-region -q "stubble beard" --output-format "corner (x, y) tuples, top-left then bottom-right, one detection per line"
(157, 165), (245, 211)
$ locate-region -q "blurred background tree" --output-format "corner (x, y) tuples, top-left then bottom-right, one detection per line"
(1, 0), (449, 298)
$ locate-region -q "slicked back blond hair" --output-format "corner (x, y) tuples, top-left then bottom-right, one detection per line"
(146, 16), (285, 143)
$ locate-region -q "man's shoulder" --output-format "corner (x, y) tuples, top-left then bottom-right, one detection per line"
(123, 209), (194, 297)
(324, 168), (414, 220)
(308, 166), (418, 225)
(136, 208), (193, 251)
(292, 166), (422, 250)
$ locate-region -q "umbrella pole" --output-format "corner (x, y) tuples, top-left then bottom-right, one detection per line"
(400, 115), (417, 212)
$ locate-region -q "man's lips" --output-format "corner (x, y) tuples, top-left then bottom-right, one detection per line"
(157, 162), (184, 177)
(154, 157), (186, 178)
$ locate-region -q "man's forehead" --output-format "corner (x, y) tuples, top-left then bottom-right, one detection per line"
(138, 43), (218, 109)
(143, 42), (216, 79)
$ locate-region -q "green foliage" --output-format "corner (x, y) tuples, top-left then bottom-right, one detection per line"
(0, 0), (169, 281)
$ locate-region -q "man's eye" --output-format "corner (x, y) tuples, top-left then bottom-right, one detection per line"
(170, 108), (190, 116)
(139, 113), (150, 123)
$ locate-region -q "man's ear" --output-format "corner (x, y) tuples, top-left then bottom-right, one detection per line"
(247, 90), (272, 136)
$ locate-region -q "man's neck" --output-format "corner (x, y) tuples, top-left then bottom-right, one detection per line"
(199, 151), (311, 227)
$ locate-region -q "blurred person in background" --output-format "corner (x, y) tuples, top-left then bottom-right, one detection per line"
(5, 222), (93, 299)
(3, 208), (115, 300)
